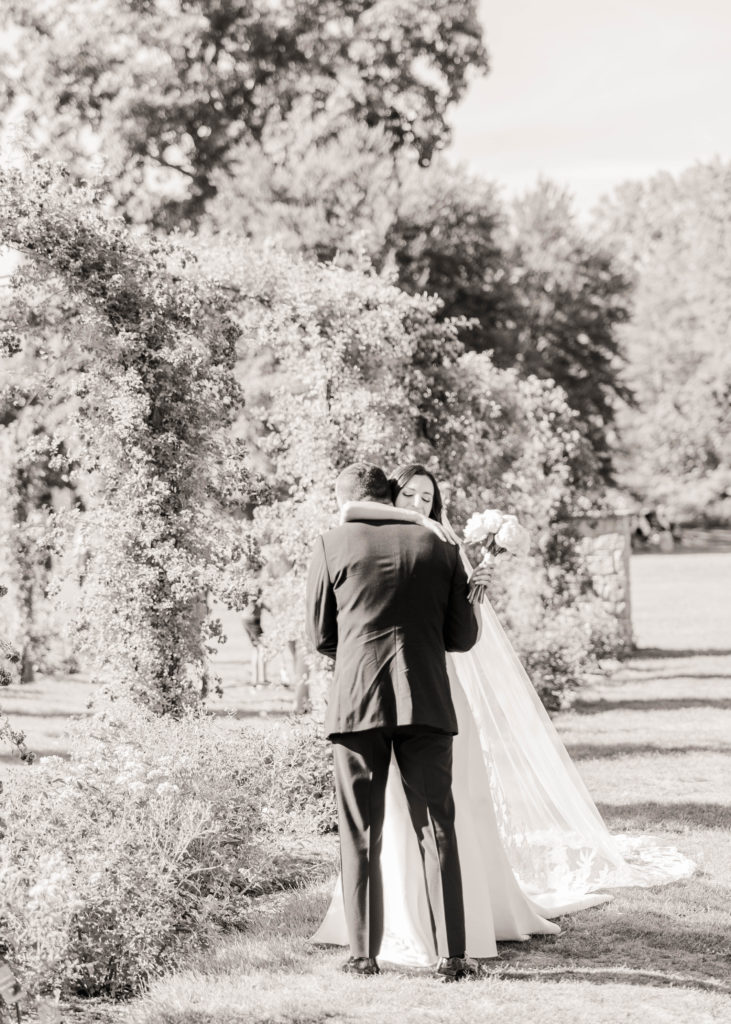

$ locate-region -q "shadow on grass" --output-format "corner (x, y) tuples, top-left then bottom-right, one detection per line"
(262, 881), (731, 994)
(618, 672), (731, 682)
(0, 707), (93, 719)
(0, 748), (71, 766)
(565, 742), (730, 760)
(630, 648), (731, 659)
(490, 884), (731, 992)
(122, 877), (730, 1024)
(596, 801), (731, 830)
(207, 707), (293, 720)
(572, 697), (731, 713)
(490, 964), (731, 993)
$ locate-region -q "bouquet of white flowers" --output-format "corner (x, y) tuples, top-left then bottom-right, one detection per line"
(463, 508), (531, 603)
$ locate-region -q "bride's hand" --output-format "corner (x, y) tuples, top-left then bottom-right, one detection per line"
(468, 561), (495, 604)
(469, 563), (495, 589)
(437, 512), (462, 547)
(414, 513), (449, 543)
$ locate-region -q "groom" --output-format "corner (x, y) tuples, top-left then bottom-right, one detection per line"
(306, 462), (479, 980)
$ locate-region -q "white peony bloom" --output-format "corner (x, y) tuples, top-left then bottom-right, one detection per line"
(464, 512), (492, 543)
(495, 520), (531, 556)
(480, 509), (505, 535)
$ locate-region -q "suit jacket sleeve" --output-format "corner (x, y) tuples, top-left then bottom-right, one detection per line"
(443, 548), (479, 653)
(305, 535), (338, 659)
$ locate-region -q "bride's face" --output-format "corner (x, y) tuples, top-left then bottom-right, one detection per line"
(395, 474), (435, 518)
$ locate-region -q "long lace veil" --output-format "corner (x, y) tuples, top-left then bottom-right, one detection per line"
(443, 511), (694, 905)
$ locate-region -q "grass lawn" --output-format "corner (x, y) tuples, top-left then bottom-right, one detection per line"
(126, 549), (731, 1024)
(4, 549), (730, 1023)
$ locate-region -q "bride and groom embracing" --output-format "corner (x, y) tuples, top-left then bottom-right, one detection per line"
(306, 461), (694, 980)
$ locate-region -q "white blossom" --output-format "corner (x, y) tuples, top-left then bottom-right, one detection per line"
(480, 509), (505, 535)
(464, 510), (500, 542)
(495, 520), (531, 556)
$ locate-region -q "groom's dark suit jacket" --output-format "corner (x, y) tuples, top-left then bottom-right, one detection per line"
(306, 515), (478, 738)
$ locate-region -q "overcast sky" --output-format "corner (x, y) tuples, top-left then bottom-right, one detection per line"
(448, 0), (731, 215)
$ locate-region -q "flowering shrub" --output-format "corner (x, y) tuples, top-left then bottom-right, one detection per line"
(0, 632), (20, 689)
(0, 164), (260, 713)
(500, 568), (624, 711)
(250, 717), (338, 839)
(442, 359), (623, 708)
(196, 241), (467, 656)
(0, 697), (336, 997)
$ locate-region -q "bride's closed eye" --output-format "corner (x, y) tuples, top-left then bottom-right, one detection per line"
(395, 480), (435, 517)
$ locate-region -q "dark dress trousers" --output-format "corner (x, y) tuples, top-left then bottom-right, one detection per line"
(306, 516), (479, 959)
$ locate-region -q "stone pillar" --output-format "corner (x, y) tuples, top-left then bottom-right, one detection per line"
(574, 513), (633, 648)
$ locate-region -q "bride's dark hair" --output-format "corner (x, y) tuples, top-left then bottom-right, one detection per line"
(389, 463), (444, 522)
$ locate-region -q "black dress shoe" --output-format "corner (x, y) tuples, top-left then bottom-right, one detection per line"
(434, 955), (479, 982)
(342, 956), (381, 976)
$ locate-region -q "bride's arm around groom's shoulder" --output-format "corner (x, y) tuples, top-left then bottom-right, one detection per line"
(339, 500), (450, 542)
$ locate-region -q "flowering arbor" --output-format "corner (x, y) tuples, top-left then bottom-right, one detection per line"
(0, 164), (259, 712)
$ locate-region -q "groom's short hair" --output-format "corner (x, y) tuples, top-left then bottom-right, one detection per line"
(336, 463), (392, 506)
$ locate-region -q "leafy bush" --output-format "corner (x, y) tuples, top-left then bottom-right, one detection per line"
(250, 718), (338, 840)
(196, 240), (467, 654)
(501, 571), (625, 711)
(446, 362), (622, 709)
(0, 638), (20, 689)
(0, 697), (337, 997)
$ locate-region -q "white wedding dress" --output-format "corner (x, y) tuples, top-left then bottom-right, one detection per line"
(312, 509), (695, 964)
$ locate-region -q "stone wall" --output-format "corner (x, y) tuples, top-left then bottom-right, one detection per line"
(574, 513), (633, 648)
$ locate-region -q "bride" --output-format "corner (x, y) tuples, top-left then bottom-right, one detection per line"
(312, 463), (694, 965)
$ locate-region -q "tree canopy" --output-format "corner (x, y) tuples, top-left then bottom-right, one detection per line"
(1, 0), (488, 226)
(594, 159), (731, 518)
(209, 133), (632, 477)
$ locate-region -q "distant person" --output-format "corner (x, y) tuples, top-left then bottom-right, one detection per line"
(241, 600), (267, 687)
(633, 510), (653, 548)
